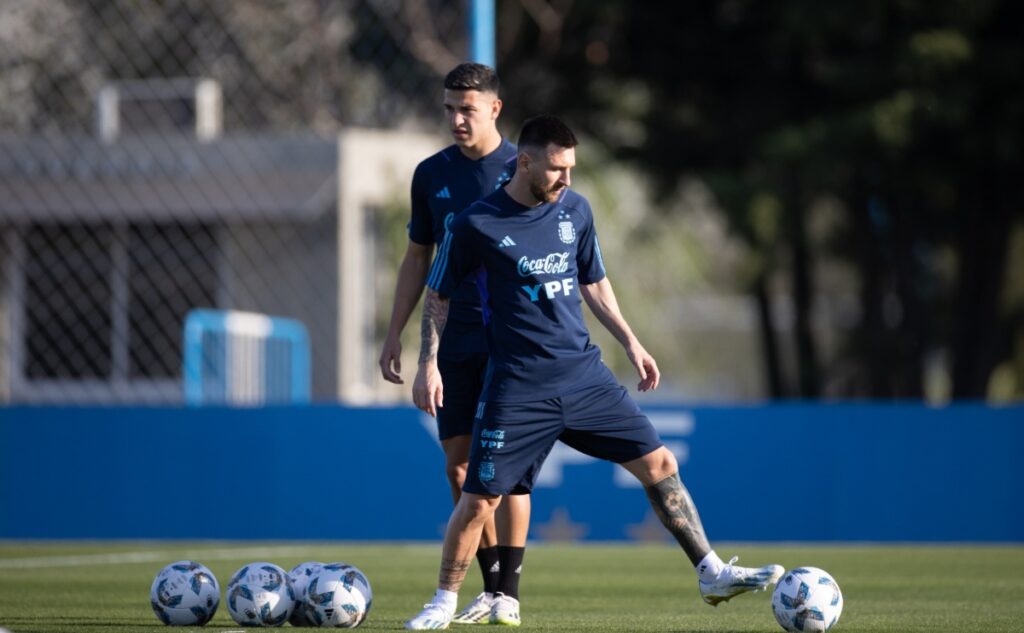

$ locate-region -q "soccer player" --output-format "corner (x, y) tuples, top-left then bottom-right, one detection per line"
(405, 115), (784, 630)
(378, 62), (530, 625)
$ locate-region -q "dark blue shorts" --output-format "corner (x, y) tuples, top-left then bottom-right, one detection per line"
(436, 352), (488, 441)
(463, 382), (663, 495)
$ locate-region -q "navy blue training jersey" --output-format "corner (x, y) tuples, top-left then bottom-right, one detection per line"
(409, 140), (516, 356)
(427, 186), (616, 402)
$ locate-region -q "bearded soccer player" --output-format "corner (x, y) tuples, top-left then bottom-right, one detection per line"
(405, 115), (784, 630)
(378, 62), (529, 626)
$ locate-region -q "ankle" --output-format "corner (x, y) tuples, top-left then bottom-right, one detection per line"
(495, 545), (525, 600)
(476, 546), (501, 595)
(432, 588), (458, 612)
(696, 551), (725, 583)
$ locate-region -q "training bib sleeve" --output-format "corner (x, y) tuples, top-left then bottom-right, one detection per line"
(407, 162), (434, 245)
(426, 214), (480, 299)
(576, 204), (607, 285)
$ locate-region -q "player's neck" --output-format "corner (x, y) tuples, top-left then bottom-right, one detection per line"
(458, 130), (503, 161)
(504, 177), (543, 208)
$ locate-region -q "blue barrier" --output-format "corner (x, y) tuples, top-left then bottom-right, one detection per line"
(183, 309), (311, 406)
(0, 404), (1021, 541)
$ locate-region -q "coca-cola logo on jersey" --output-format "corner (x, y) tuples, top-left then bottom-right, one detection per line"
(517, 252), (570, 277)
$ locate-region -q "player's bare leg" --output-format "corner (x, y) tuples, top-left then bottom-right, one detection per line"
(622, 446), (783, 606)
(621, 447), (710, 563)
(490, 493), (530, 626)
(441, 435), (501, 624)
(442, 435), (500, 546)
(406, 493), (502, 630)
(439, 493), (502, 590)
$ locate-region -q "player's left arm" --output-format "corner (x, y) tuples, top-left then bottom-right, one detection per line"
(580, 277), (660, 392)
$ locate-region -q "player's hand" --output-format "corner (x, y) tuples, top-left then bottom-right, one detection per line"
(379, 334), (404, 384)
(412, 361), (444, 416)
(627, 342), (660, 392)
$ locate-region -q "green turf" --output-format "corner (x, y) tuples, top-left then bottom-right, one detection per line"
(0, 542), (1022, 632)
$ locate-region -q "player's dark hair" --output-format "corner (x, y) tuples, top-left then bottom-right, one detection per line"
(517, 115), (579, 151)
(444, 62), (500, 94)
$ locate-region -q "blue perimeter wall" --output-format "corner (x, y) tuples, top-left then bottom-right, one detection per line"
(0, 404), (1021, 542)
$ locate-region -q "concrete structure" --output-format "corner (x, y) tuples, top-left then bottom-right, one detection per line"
(0, 80), (440, 403)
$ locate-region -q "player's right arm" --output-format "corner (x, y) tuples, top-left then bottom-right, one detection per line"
(412, 211), (479, 416)
(378, 240), (433, 384)
(380, 161), (435, 384)
(413, 288), (450, 416)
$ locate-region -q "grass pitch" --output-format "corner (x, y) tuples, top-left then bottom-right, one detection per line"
(0, 542), (1022, 632)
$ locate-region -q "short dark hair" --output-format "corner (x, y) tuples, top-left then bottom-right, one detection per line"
(517, 114), (579, 151)
(444, 62), (500, 94)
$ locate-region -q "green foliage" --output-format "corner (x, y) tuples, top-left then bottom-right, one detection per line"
(908, 30), (973, 68)
(500, 0), (1024, 399)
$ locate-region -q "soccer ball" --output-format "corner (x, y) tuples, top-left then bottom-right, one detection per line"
(226, 561), (295, 627)
(150, 560), (220, 626)
(287, 561), (325, 627)
(772, 567), (843, 632)
(301, 562), (373, 628)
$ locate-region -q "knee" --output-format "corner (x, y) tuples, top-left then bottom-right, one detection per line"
(445, 460), (468, 487)
(458, 494), (501, 523)
(640, 447), (679, 485)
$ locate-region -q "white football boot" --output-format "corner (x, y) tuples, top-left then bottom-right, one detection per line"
(451, 592), (494, 624)
(405, 602), (454, 630)
(699, 556), (785, 606)
(489, 593), (521, 627)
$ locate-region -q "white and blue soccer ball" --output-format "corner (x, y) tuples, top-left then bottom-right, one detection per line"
(301, 562), (373, 628)
(150, 560), (220, 626)
(772, 566), (843, 632)
(287, 561), (325, 627)
(226, 561), (295, 627)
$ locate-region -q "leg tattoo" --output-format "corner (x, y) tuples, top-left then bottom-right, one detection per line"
(644, 472), (712, 565)
(439, 558), (472, 591)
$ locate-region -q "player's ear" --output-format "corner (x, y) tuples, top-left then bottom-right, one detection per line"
(517, 151), (530, 172)
(491, 97), (502, 120)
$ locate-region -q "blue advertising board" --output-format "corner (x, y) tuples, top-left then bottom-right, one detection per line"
(0, 404), (1021, 541)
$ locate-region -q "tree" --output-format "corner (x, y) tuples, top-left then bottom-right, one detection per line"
(499, 0), (1024, 399)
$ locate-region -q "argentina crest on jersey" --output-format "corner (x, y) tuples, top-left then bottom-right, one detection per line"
(558, 221), (576, 244)
(557, 209), (576, 244)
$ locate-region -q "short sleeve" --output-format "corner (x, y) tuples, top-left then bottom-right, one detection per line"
(426, 214), (480, 298)
(407, 162), (434, 245)
(575, 204), (606, 285)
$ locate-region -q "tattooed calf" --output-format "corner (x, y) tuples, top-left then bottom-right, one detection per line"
(644, 472), (712, 565)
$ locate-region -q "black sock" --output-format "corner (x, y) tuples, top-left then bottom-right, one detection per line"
(496, 545), (525, 600)
(476, 546), (500, 594)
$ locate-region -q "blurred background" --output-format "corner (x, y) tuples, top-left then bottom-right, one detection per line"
(0, 0), (1022, 544)
(1, 0), (1022, 406)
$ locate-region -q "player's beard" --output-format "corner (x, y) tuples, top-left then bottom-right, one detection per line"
(529, 180), (564, 204)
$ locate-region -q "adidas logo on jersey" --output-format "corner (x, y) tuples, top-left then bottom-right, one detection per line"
(498, 235), (516, 248)
(435, 186), (451, 199)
